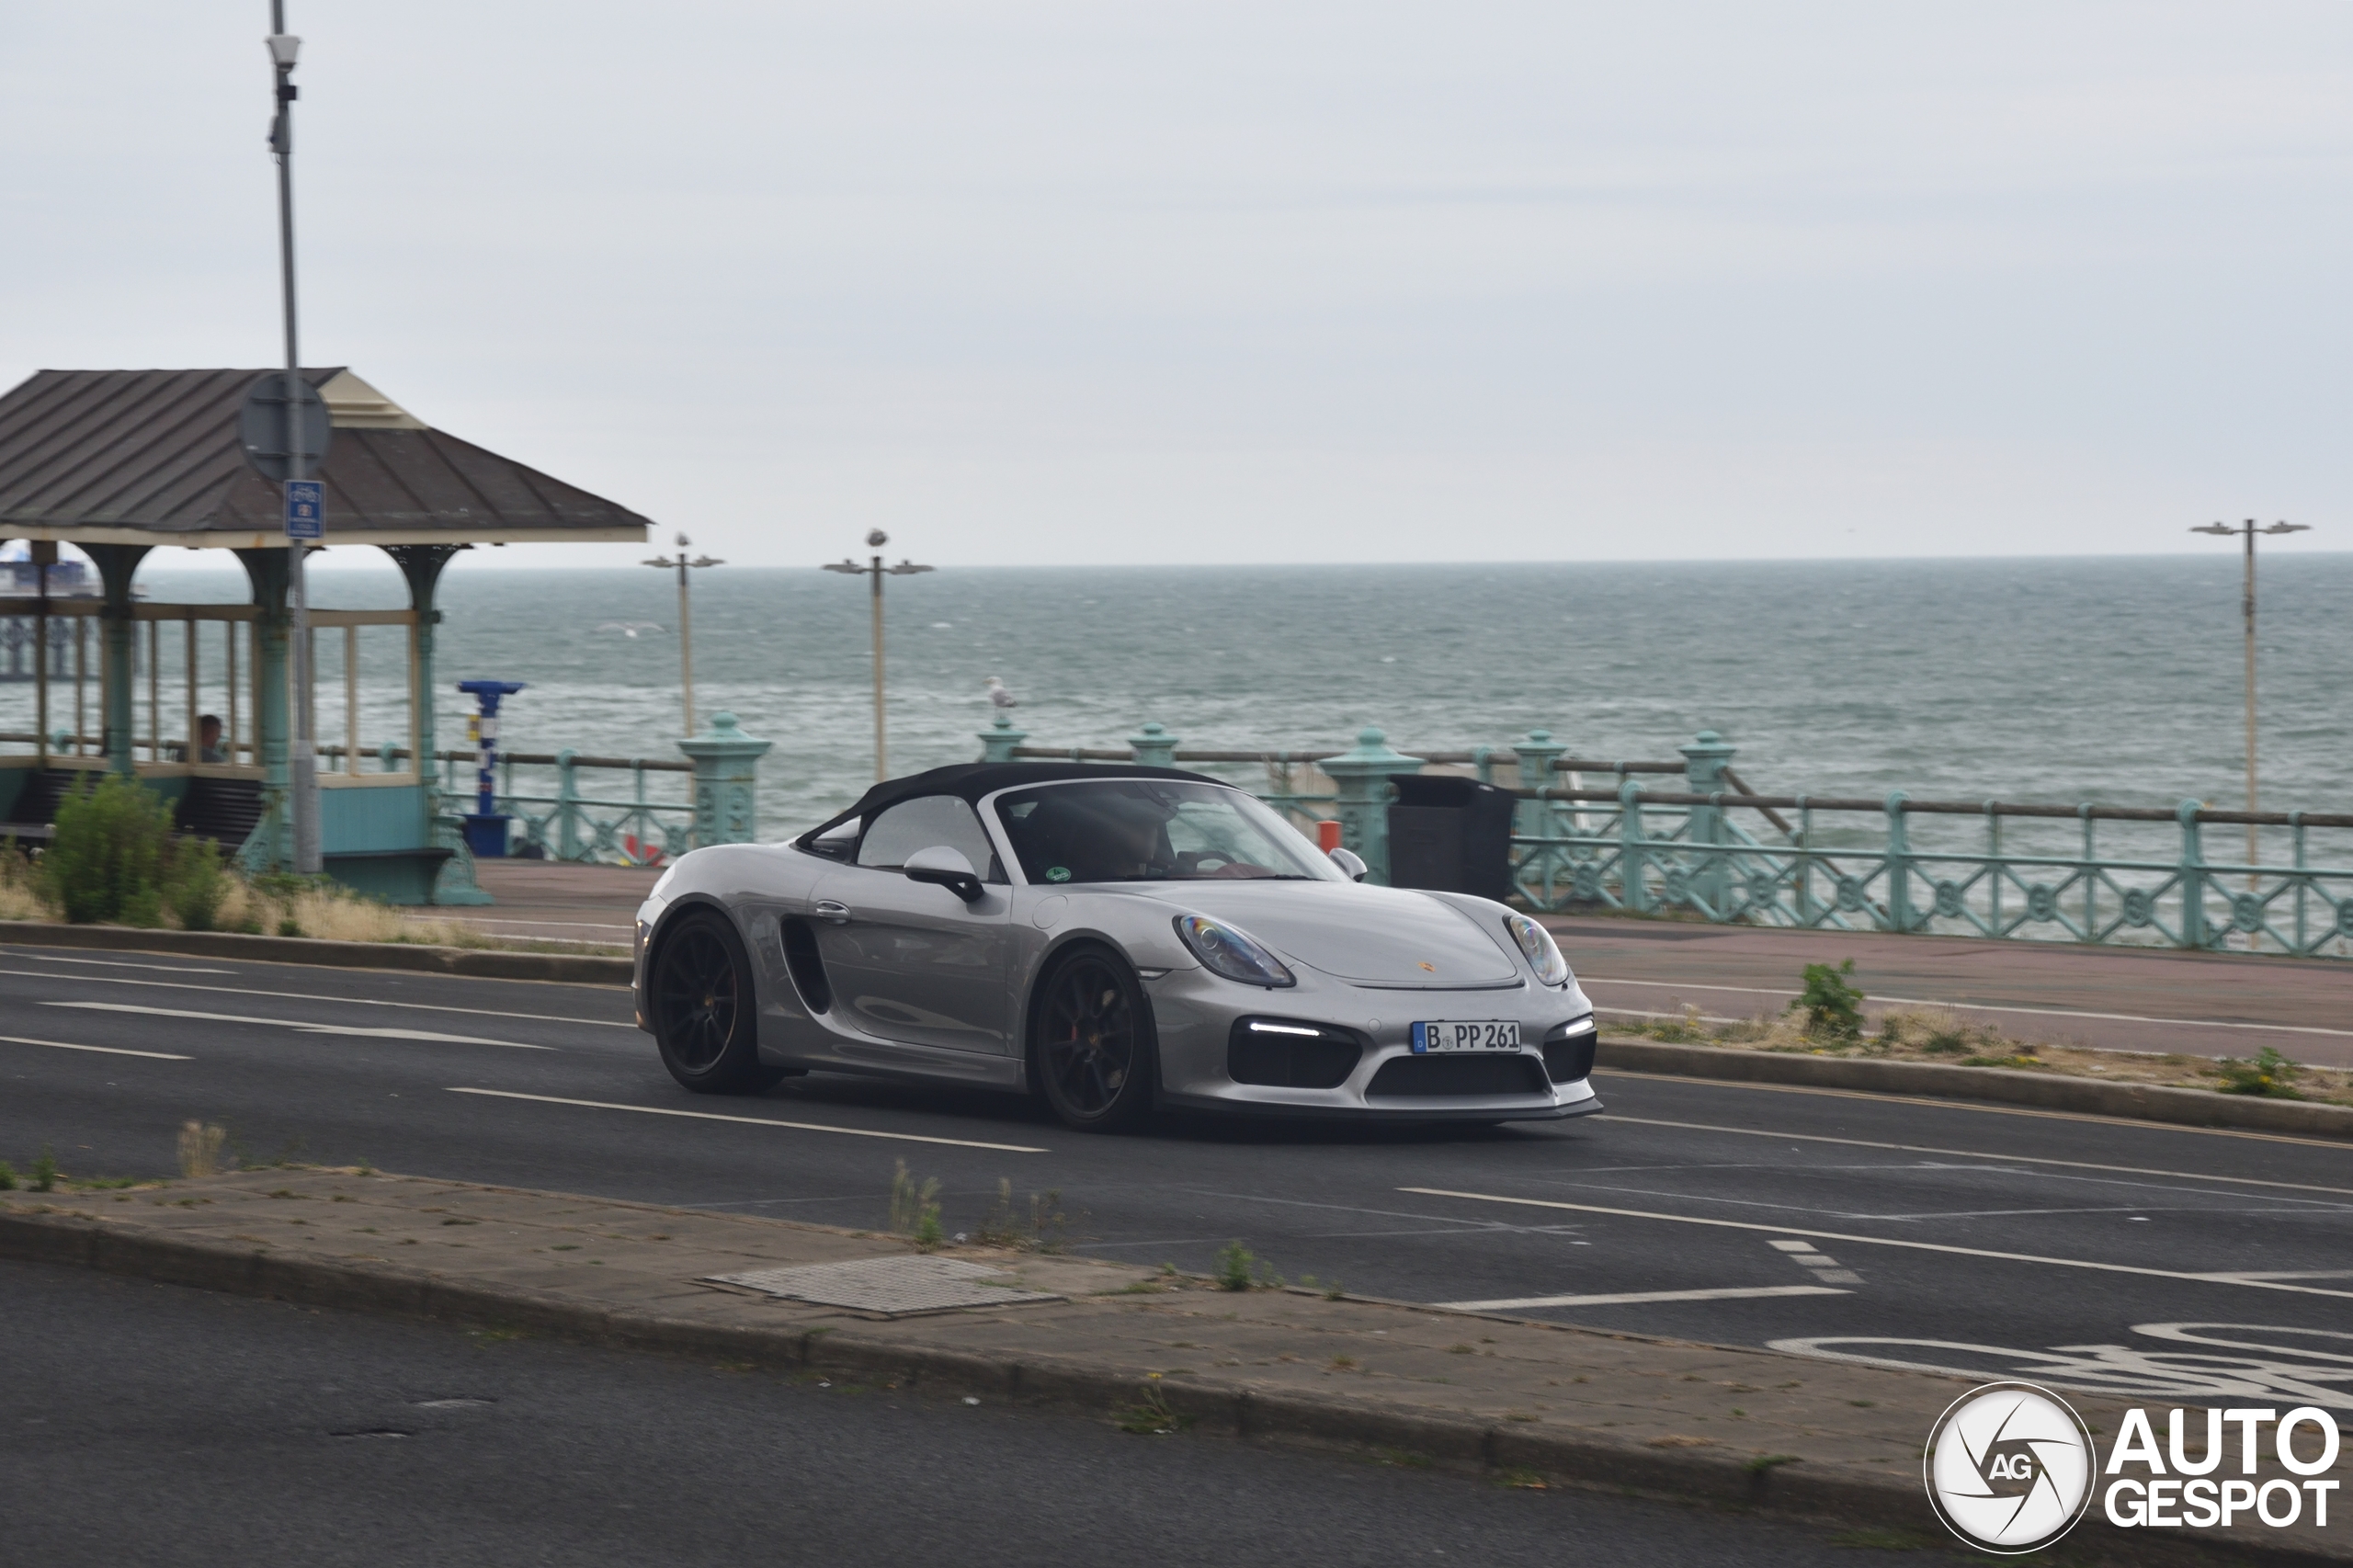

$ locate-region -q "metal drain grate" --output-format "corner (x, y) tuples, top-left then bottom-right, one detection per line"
(703, 1256), (1063, 1317)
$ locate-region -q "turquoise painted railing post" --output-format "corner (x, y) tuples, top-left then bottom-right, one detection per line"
(555, 748), (582, 861)
(978, 715), (1028, 762)
(1322, 727), (1421, 886)
(1619, 777), (1652, 914)
(1680, 731), (1735, 913)
(1128, 721), (1178, 768)
(1883, 790), (1913, 934)
(679, 712), (771, 848)
(1511, 730), (1567, 903)
(2177, 799), (2208, 949)
(1794, 798), (1815, 924)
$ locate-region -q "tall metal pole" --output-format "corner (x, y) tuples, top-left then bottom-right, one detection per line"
(2192, 517), (2310, 890)
(269, 4), (320, 874)
(870, 546), (886, 780)
(676, 551), (696, 737)
(2241, 524), (2257, 878)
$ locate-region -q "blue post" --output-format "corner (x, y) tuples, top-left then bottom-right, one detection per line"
(1320, 727), (1422, 886)
(679, 711), (772, 847)
(455, 679), (526, 859)
(978, 714), (1028, 763)
(2177, 799), (2209, 949)
(1619, 777), (1651, 913)
(1680, 730), (1735, 913)
(1883, 790), (1912, 934)
(1128, 721), (1178, 768)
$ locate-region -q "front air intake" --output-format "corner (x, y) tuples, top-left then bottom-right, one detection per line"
(1228, 1019), (1364, 1089)
(1542, 1026), (1598, 1085)
(1365, 1053), (1551, 1098)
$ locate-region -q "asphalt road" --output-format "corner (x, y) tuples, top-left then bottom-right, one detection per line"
(4, 943), (2349, 1418)
(1, 1260), (1920, 1568)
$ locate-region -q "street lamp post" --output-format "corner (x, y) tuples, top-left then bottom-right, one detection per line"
(641, 533), (722, 737)
(824, 530), (932, 781)
(2191, 517), (2311, 879)
(267, 6), (321, 874)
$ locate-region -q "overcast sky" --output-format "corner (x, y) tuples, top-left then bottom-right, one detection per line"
(6, 3), (2350, 568)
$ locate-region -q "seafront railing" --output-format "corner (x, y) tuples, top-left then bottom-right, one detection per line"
(976, 716), (2353, 960)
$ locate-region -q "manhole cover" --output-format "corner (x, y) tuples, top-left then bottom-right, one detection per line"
(704, 1256), (1063, 1317)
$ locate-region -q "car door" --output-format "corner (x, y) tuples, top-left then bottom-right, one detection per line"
(812, 795), (1016, 1054)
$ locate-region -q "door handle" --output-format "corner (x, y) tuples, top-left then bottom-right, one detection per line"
(814, 900), (851, 925)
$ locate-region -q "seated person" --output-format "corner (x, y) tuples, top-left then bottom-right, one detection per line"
(165, 714), (228, 765)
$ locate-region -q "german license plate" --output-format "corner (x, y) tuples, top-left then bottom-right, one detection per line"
(1411, 1020), (1521, 1053)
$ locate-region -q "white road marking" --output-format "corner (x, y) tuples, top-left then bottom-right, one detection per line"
(1582, 975), (2353, 1041)
(445, 1087), (1050, 1153)
(0, 1033), (190, 1061)
(1603, 1113), (2353, 1199)
(8, 955), (233, 974)
(0, 968), (629, 1028)
(1399, 1187), (2353, 1301)
(45, 1001), (551, 1050)
(1438, 1284), (1848, 1311)
(1597, 1069), (2353, 1151)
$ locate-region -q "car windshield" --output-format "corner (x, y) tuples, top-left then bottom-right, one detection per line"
(992, 779), (1338, 885)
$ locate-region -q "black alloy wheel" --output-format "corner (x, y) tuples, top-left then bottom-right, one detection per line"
(1032, 948), (1155, 1131)
(651, 911), (780, 1094)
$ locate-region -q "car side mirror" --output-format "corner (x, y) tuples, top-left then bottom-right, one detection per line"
(1327, 846), (1368, 881)
(903, 845), (984, 903)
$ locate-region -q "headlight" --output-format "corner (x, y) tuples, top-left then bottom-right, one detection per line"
(1174, 915), (1296, 988)
(1504, 912), (1570, 986)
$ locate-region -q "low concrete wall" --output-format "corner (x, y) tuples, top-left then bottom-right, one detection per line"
(1599, 1037), (2353, 1140)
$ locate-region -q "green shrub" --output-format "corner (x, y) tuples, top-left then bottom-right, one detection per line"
(164, 836), (230, 932)
(1790, 959), (1865, 1040)
(43, 774), (174, 924)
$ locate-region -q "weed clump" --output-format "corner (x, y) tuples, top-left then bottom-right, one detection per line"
(2216, 1046), (2303, 1098)
(1790, 959), (1864, 1040)
(178, 1120), (227, 1178)
(888, 1160), (943, 1250)
(30, 1145), (59, 1193)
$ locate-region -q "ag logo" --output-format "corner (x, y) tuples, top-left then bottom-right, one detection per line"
(1924, 1381), (2094, 1553)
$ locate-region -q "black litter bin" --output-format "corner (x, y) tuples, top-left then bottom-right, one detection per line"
(1385, 774), (1517, 902)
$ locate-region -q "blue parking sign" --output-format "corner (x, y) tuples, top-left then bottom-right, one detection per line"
(283, 479), (324, 540)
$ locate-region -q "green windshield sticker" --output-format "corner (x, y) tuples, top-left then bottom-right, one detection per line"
(1046, 866), (1072, 882)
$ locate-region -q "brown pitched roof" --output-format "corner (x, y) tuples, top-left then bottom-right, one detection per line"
(0, 368), (651, 546)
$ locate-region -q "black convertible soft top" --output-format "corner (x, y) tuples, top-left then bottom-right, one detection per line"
(796, 761), (1229, 847)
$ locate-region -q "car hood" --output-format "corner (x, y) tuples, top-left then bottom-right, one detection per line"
(1151, 881), (1523, 988)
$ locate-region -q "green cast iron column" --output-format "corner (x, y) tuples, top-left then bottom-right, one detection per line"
(1128, 721), (1178, 768)
(1883, 790), (1914, 934)
(680, 711), (772, 846)
(1321, 727), (1420, 885)
(383, 545), (488, 903)
(1510, 729), (1567, 904)
(234, 548), (294, 871)
(977, 715), (1029, 762)
(85, 545), (153, 775)
(1680, 730), (1735, 914)
(2177, 799), (2210, 949)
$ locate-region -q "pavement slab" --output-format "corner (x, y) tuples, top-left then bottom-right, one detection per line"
(6, 1166), (2347, 1562)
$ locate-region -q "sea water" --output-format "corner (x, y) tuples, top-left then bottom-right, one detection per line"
(42, 555), (2353, 842)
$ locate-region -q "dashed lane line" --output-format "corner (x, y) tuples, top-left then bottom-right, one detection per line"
(0, 968), (630, 1028)
(0, 1033), (190, 1061)
(1597, 1068), (2353, 1152)
(1398, 1187), (2353, 1301)
(1601, 1113), (2353, 1199)
(1581, 975), (2353, 1040)
(1438, 1284), (1847, 1312)
(445, 1088), (1050, 1153)
(44, 1001), (551, 1050)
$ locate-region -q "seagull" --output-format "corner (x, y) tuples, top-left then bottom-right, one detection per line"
(596, 621), (665, 639)
(984, 676), (1017, 710)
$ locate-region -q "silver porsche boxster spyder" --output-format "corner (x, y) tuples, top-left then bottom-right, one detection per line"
(631, 763), (1603, 1132)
